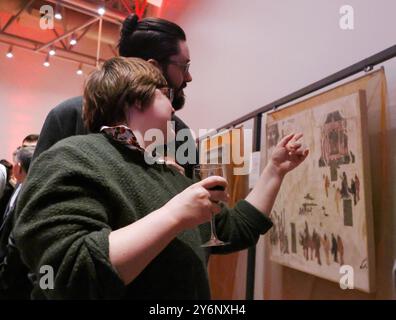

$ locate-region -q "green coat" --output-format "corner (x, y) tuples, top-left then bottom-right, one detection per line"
(14, 134), (272, 299)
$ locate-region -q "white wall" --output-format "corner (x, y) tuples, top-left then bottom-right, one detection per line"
(160, 0), (396, 134)
(160, 0), (396, 299)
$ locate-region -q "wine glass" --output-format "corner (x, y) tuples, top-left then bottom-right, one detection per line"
(193, 164), (230, 247)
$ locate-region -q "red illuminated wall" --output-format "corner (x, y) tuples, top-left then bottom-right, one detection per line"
(0, 43), (87, 161)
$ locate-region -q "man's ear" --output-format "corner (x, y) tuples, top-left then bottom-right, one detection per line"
(147, 59), (163, 71)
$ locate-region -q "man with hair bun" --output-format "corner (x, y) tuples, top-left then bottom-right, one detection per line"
(34, 14), (195, 176)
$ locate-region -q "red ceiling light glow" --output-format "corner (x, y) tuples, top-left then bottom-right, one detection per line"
(120, 0), (132, 14)
(135, 0), (148, 20)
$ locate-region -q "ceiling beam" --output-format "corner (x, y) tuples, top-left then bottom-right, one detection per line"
(108, 44), (118, 57)
(45, 0), (126, 25)
(35, 17), (99, 52)
(68, 24), (92, 51)
(53, 28), (68, 50)
(0, 40), (96, 67)
(120, 0), (132, 14)
(76, 23), (92, 42)
(1, 0), (36, 32)
(96, 18), (103, 68)
(0, 32), (105, 66)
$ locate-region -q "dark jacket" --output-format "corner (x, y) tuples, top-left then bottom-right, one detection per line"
(0, 185), (32, 299)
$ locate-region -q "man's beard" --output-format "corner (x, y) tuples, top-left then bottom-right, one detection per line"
(172, 89), (185, 111)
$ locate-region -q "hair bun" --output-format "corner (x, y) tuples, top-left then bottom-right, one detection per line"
(121, 14), (139, 39)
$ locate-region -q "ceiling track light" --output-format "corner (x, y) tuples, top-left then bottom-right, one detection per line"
(49, 47), (56, 56)
(70, 33), (77, 46)
(98, 0), (106, 16)
(98, 7), (106, 16)
(6, 46), (13, 58)
(55, 0), (62, 20)
(43, 54), (50, 67)
(76, 63), (83, 75)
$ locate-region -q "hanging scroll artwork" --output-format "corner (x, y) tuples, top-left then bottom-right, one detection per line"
(266, 90), (375, 292)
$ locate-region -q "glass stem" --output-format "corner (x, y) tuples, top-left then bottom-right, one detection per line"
(210, 213), (218, 240)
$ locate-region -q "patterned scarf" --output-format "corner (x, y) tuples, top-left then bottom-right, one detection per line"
(100, 125), (145, 153)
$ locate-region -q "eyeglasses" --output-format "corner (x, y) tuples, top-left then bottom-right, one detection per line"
(159, 87), (174, 102)
(168, 60), (190, 74)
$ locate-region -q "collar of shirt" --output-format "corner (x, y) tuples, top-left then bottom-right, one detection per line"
(100, 125), (145, 153)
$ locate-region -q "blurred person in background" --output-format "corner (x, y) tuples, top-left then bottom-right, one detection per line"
(0, 146), (35, 299)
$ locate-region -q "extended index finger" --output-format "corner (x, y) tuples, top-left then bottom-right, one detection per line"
(278, 133), (295, 147)
(291, 133), (303, 142)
